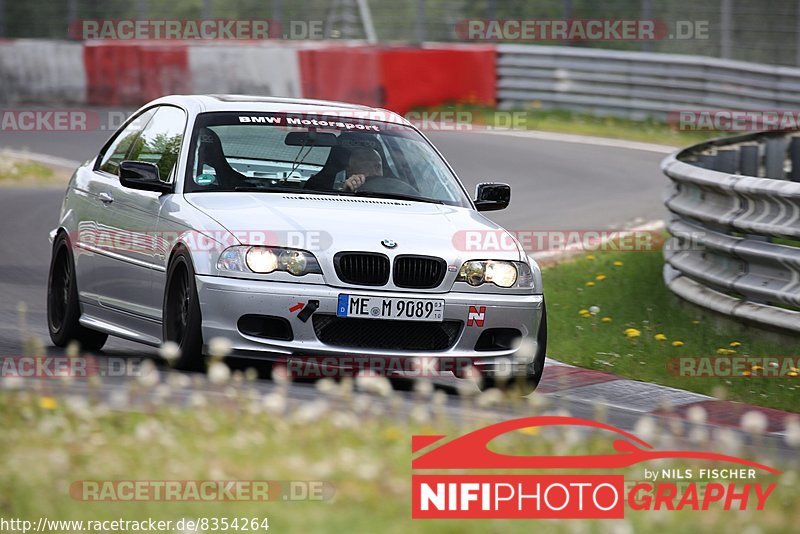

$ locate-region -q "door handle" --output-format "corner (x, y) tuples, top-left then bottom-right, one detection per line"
(98, 192), (114, 204)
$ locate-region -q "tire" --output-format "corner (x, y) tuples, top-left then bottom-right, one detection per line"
(480, 301), (547, 397)
(163, 248), (205, 371)
(47, 233), (108, 351)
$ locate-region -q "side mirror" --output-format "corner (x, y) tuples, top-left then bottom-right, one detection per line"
(119, 160), (172, 194)
(474, 182), (510, 211)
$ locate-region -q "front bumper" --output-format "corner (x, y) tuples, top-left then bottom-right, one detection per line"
(196, 274), (544, 370)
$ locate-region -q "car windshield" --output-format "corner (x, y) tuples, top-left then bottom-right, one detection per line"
(185, 112), (471, 207)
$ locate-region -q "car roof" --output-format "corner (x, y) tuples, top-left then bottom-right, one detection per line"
(150, 94), (412, 126)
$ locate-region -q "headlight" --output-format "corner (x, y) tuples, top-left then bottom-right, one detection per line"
(457, 260), (534, 289)
(218, 246), (322, 276)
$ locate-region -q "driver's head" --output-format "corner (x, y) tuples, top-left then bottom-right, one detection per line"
(346, 147), (383, 177)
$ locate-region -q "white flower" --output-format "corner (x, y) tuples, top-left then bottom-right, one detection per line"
(136, 360), (160, 388)
(244, 367), (258, 381)
(713, 427), (742, 454)
(207, 361), (231, 384)
(271, 364), (291, 386)
(153, 383), (171, 403)
(166, 372), (192, 389)
(355, 462), (380, 480)
(476, 388), (504, 408)
(64, 395), (90, 417)
(331, 412), (359, 428)
(740, 410), (768, 435)
(108, 389), (129, 409)
(588, 305), (600, 315)
(294, 399), (329, 423)
(688, 426), (709, 444)
(159, 341), (181, 365)
(207, 337), (232, 359)
(66, 341), (80, 358)
(686, 405), (707, 425)
(262, 392), (286, 414)
(410, 405), (431, 424)
(2, 375), (24, 390)
(634, 416), (657, 442)
(456, 365), (480, 397)
(355, 373), (393, 397)
(189, 391), (206, 407)
(527, 393), (551, 411)
(315, 378), (338, 394)
(784, 416), (800, 448)
(413, 378), (434, 398)
(513, 338), (536, 364)
(492, 358), (514, 381)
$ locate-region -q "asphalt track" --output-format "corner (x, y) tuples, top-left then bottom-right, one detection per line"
(3, 112), (790, 454)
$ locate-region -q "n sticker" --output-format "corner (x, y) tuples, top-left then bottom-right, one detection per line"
(467, 306), (486, 327)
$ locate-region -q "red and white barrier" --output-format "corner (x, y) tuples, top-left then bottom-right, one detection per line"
(188, 43), (302, 98)
(0, 40), (87, 104)
(0, 39), (496, 114)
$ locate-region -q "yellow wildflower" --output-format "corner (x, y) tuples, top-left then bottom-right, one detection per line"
(39, 397), (57, 410)
(624, 328), (641, 338)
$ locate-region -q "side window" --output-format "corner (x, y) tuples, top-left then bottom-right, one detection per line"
(97, 108), (157, 175)
(127, 106), (187, 183)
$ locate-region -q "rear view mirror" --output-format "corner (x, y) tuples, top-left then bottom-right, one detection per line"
(119, 160), (172, 194)
(474, 182), (511, 211)
(285, 131), (338, 147)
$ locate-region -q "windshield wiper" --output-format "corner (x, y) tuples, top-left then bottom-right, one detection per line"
(351, 191), (444, 204)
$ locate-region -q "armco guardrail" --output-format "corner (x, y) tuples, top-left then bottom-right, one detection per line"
(497, 44), (800, 120)
(662, 132), (800, 333)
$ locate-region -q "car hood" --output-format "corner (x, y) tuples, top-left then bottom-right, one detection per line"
(184, 192), (524, 263)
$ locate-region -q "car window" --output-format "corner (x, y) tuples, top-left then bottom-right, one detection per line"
(126, 106), (187, 183)
(97, 108), (157, 176)
(184, 112), (471, 208)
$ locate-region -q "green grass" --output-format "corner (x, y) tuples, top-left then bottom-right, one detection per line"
(417, 105), (722, 146)
(1, 378), (798, 533)
(0, 154), (61, 185)
(544, 248), (800, 412)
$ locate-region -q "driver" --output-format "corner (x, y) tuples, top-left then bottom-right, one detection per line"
(342, 147), (383, 192)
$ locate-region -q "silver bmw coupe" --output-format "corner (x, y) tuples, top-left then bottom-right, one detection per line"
(47, 95), (546, 392)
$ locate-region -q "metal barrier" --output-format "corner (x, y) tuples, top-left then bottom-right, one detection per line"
(497, 44), (800, 120)
(662, 132), (800, 333)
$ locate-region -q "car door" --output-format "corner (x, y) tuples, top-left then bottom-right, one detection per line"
(122, 105), (188, 317)
(76, 107), (157, 314)
(79, 105), (187, 327)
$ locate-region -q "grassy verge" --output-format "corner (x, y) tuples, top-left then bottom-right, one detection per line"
(418, 105), (722, 146)
(1, 376), (797, 533)
(543, 247), (800, 412)
(0, 152), (70, 186)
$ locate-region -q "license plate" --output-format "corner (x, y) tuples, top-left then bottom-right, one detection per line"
(337, 294), (444, 322)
